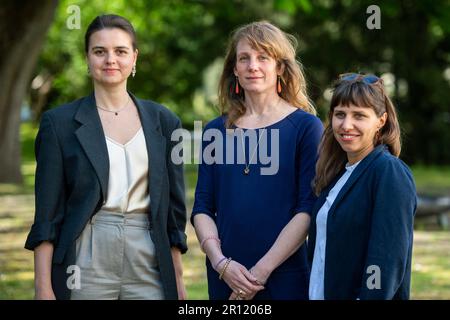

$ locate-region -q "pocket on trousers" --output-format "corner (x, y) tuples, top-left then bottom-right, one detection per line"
(75, 223), (93, 269)
(90, 223), (121, 272)
(144, 230), (158, 269)
(126, 228), (158, 270)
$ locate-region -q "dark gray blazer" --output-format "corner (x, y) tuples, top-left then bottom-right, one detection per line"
(24, 93), (187, 299)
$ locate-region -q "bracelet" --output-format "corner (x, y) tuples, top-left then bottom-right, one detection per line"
(219, 257), (232, 280)
(200, 236), (221, 253)
(214, 256), (227, 271)
(249, 269), (266, 285)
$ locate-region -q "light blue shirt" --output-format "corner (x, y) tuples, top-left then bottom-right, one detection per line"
(309, 160), (360, 300)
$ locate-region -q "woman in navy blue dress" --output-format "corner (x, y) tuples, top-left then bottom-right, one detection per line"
(309, 73), (416, 299)
(191, 21), (323, 300)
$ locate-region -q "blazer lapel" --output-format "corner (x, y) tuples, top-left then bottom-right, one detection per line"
(131, 93), (166, 219)
(326, 145), (386, 217)
(74, 93), (109, 202)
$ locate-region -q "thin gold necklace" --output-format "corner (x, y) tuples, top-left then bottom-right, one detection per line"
(240, 128), (265, 175)
(239, 98), (281, 175)
(97, 96), (130, 116)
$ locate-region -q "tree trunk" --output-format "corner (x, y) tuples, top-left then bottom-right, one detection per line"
(0, 1), (57, 183)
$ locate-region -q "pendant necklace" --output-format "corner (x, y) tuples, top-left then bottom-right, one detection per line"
(240, 128), (265, 175)
(97, 95), (130, 116)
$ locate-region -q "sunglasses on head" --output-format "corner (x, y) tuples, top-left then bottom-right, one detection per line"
(339, 73), (382, 85)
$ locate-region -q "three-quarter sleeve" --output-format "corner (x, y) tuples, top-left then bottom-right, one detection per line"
(294, 116), (323, 215)
(166, 117), (188, 253)
(191, 123), (217, 225)
(24, 112), (66, 250)
(358, 159), (416, 299)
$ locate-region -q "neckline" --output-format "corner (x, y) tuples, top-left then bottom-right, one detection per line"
(105, 127), (143, 147)
(233, 109), (300, 130)
(345, 159), (361, 171)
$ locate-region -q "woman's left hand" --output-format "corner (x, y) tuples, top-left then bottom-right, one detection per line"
(227, 264), (269, 300)
(222, 260), (264, 300)
(249, 264), (270, 287)
(235, 264), (270, 300)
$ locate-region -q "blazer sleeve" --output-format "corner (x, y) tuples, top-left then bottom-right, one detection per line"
(358, 158), (417, 299)
(24, 112), (66, 250)
(166, 117), (188, 253)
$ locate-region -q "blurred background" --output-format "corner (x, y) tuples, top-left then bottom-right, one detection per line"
(0, 0), (449, 299)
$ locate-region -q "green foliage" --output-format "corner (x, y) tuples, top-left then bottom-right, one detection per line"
(36, 0), (286, 127)
(287, 0), (450, 164)
(33, 0), (450, 161)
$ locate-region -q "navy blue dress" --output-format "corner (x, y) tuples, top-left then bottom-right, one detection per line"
(192, 109), (323, 300)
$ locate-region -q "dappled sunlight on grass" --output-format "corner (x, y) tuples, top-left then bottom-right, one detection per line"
(411, 231), (450, 299)
(0, 184), (24, 195)
(1, 191), (449, 300)
(1, 271), (34, 281)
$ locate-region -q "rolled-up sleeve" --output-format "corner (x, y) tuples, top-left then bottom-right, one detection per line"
(166, 117), (188, 254)
(24, 112), (66, 250)
(294, 116), (323, 215)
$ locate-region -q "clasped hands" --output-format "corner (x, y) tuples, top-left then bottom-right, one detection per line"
(216, 259), (268, 300)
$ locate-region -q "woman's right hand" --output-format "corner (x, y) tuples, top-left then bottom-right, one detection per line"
(35, 287), (56, 300)
(219, 260), (265, 300)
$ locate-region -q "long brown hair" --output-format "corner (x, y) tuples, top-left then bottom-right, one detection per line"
(313, 74), (401, 195)
(218, 21), (316, 128)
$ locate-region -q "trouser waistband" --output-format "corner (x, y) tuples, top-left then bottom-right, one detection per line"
(90, 210), (151, 229)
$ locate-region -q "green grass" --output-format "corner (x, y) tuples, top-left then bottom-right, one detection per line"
(0, 122), (449, 299)
(411, 165), (450, 195)
(411, 231), (450, 299)
(1, 196), (448, 300)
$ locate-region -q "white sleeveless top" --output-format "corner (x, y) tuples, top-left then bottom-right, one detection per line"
(101, 128), (150, 213)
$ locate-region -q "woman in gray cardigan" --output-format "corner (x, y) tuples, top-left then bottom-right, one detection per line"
(25, 14), (187, 300)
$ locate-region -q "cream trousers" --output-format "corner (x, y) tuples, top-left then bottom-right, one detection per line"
(70, 210), (164, 300)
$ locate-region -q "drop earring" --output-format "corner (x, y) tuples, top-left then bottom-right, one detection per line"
(277, 75), (282, 94)
(375, 128), (381, 143)
(235, 76), (240, 94)
(87, 66), (91, 75)
(132, 65), (136, 77)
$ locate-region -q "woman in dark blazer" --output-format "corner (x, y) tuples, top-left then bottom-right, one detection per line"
(24, 14), (187, 300)
(309, 73), (417, 300)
